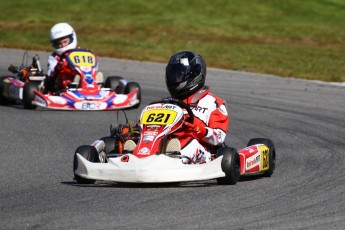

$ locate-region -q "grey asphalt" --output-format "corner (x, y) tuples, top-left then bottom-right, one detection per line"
(0, 48), (344, 229)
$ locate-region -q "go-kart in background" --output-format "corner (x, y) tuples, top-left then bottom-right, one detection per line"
(0, 47), (344, 229)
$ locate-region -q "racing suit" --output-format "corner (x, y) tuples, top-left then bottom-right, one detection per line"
(173, 85), (229, 163)
(45, 51), (76, 92)
(46, 48), (100, 92)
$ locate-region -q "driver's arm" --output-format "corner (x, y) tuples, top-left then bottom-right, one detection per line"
(202, 102), (229, 146)
(47, 55), (58, 77)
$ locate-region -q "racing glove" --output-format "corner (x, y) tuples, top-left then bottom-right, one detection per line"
(183, 119), (207, 139)
(55, 59), (68, 72)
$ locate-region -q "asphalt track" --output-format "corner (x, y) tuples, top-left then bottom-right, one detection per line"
(0, 48), (344, 230)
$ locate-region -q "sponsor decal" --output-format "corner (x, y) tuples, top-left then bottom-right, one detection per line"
(75, 101), (107, 110)
(138, 147), (150, 155)
(121, 155), (129, 162)
(162, 105), (176, 110)
(143, 135), (155, 141)
(192, 106), (208, 113)
(146, 125), (160, 132)
(145, 105), (163, 110)
(143, 131), (158, 136)
(246, 153), (260, 170)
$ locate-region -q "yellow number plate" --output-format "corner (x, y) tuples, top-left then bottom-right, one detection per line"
(259, 145), (270, 171)
(141, 109), (177, 125)
(68, 51), (96, 67)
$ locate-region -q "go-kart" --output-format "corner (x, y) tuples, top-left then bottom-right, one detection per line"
(0, 49), (141, 110)
(73, 98), (276, 185)
(0, 52), (45, 109)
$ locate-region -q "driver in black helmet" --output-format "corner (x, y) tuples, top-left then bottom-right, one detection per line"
(165, 51), (229, 163)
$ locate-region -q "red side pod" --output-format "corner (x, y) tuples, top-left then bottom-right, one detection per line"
(238, 145), (261, 175)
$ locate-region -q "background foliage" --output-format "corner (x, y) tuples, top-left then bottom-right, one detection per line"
(1, 0), (345, 81)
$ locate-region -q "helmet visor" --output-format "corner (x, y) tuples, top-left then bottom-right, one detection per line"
(51, 34), (74, 49)
(166, 63), (190, 85)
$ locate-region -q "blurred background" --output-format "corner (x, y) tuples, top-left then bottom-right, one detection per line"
(1, 0), (344, 82)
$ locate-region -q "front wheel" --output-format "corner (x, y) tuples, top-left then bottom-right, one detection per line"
(216, 147), (240, 185)
(23, 81), (39, 109)
(104, 76), (124, 94)
(247, 138), (276, 177)
(124, 82), (141, 108)
(73, 145), (100, 184)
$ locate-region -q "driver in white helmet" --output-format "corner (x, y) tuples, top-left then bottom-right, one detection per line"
(44, 22), (102, 92)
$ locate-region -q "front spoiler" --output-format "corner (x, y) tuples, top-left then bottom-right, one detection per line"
(75, 154), (225, 183)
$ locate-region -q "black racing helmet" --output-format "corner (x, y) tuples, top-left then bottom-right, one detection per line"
(165, 51), (206, 99)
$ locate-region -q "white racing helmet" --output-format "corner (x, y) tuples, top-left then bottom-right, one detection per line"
(49, 22), (77, 55)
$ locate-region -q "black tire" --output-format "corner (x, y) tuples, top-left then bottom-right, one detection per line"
(100, 137), (117, 154)
(0, 76), (9, 105)
(124, 82), (141, 109)
(247, 138), (276, 177)
(104, 76), (124, 94)
(216, 147), (240, 185)
(73, 145), (100, 184)
(23, 82), (39, 109)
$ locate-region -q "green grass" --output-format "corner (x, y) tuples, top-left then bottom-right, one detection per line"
(1, 0), (345, 82)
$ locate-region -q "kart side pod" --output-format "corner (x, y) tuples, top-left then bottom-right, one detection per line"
(238, 138), (276, 177)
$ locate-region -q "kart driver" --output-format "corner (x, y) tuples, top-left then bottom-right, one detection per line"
(165, 51), (229, 164)
(43, 22), (103, 93)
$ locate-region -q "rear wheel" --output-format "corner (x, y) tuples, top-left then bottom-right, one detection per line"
(73, 145), (100, 184)
(23, 81), (39, 109)
(0, 76), (10, 105)
(247, 138), (276, 177)
(124, 82), (141, 108)
(104, 76), (124, 94)
(216, 147), (240, 185)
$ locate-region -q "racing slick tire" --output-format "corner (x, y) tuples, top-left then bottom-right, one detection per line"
(0, 76), (10, 105)
(23, 81), (39, 109)
(247, 138), (276, 177)
(124, 82), (141, 109)
(73, 145), (100, 184)
(216, 147), (240, 185)
(104, 76), (125, 94)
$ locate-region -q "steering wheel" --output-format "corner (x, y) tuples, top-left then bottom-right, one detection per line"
(60, 48), (89, 58)
(150, 98), (194, 123)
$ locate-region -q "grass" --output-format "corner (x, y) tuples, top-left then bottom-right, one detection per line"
(0, 0), (345, 82)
